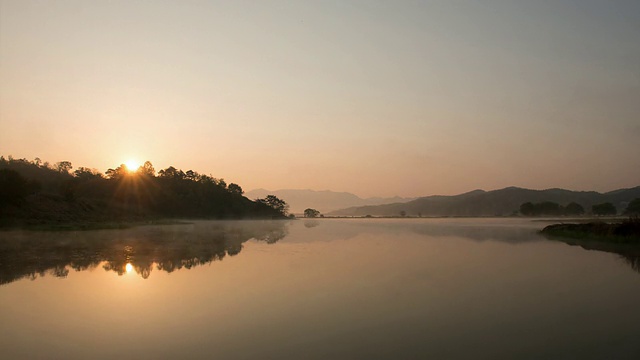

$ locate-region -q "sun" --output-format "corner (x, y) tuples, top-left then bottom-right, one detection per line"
(124, 159), (140, 172)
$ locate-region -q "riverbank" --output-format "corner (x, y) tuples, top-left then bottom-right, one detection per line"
(541, 219), (640, 243)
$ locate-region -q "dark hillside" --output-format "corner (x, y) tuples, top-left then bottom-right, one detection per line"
(0, 156), (286, 228)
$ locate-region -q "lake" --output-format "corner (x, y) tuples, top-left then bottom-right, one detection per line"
(1, 218), (639, 359)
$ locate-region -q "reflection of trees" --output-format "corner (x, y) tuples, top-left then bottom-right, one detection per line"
(544, 235), (640, 275)
(620, 254), (640, 274)
(304, 220), (320, 228)
(0, 221), (289, 285)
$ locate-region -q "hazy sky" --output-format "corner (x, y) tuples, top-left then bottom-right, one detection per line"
(1, 0), (639, 197)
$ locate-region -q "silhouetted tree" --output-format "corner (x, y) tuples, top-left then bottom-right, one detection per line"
(304, 208), (320, 218)
(185, 170), (196, 181)
(228, 183), (243, 195)
(520, 202), (535, 216)
(138, 161), (155, 177)
(257, 195), (289, 216)
(74, 167), (103, 180)
(105, 164), (128, 180)
(564, 202), (585, 216)
(592, 202), (616, 216)
(158, 166), (184, 179)
(519, 201), (562, 216)
(624, 198), (640, 216)
(400, 210), (407, 217)
(538, 201), (561, 215)
(55, 161), (73, 174)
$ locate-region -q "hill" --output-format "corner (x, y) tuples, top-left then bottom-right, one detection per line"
(328, 186), (640, 217)
(0, 156), (287, 228)
(244, 188), (415, 214)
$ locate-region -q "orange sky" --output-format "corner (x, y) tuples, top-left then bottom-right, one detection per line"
(1, 1), (639, 197)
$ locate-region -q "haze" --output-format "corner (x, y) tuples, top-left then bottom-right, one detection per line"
(1, 0), (639, 198)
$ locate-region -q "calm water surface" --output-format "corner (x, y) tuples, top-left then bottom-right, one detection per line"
(1, 218), (639, 359)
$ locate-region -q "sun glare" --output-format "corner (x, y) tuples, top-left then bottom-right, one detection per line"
(124, 159), (140, 172)
(125, 263), (134, 274)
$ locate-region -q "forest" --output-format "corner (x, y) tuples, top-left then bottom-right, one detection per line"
(0, 156), (288, 228)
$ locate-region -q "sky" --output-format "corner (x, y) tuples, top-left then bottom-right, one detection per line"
(1, 0), (639, 198)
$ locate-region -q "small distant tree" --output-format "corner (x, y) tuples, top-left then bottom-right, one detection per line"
(538, 201), (561, 215)
(519, 201), (561, 216)
(304, 208), (320, 218)
(520, 202), (535, 216)
(592, 202), (616, 216)
(564, 202), (585, 216)
(399, 210), (407, 217)
(624, 198), (640, 216)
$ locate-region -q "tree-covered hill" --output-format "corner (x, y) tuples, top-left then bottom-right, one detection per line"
(0, 156), (287, 228)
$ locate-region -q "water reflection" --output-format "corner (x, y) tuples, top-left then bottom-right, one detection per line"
(304, 220), (320, 228)
(0, 220), (288, 285)
(544, 235), (640, 275)
(2, 219), (640, 286)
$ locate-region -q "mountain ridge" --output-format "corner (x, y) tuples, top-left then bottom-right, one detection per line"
(328, 186), (640, 217)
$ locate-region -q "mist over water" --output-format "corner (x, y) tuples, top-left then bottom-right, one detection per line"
(1, 219), (639, 359)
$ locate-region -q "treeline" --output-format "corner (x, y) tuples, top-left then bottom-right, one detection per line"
(519, 200), (640, 217)
(0, 156), (288, 227)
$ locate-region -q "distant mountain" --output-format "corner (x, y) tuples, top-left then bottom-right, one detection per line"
(328, 186), (640, 217)
(244, 189), (415, 214)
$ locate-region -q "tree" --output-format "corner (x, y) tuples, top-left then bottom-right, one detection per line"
(400, 210), (407, 217)
(228, 183), (243, 195)
(158, 166), (184, 179)
(538, 201), (561, 215)
(592, 202), (616, 216)
(74, 167), (102, 180)
(257, 195), (289, 216)
(185, 170), (196, 181)
(624, 198), (640, 215)
(55, 161), (73, 174)
(105, 164), (128, 180)
(304, 208), (320, 218)
(519, 201), (561, 216)
(138, 161), (155, 177)
(564, 202), (585, 216)
(520, 202), (535, 216)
